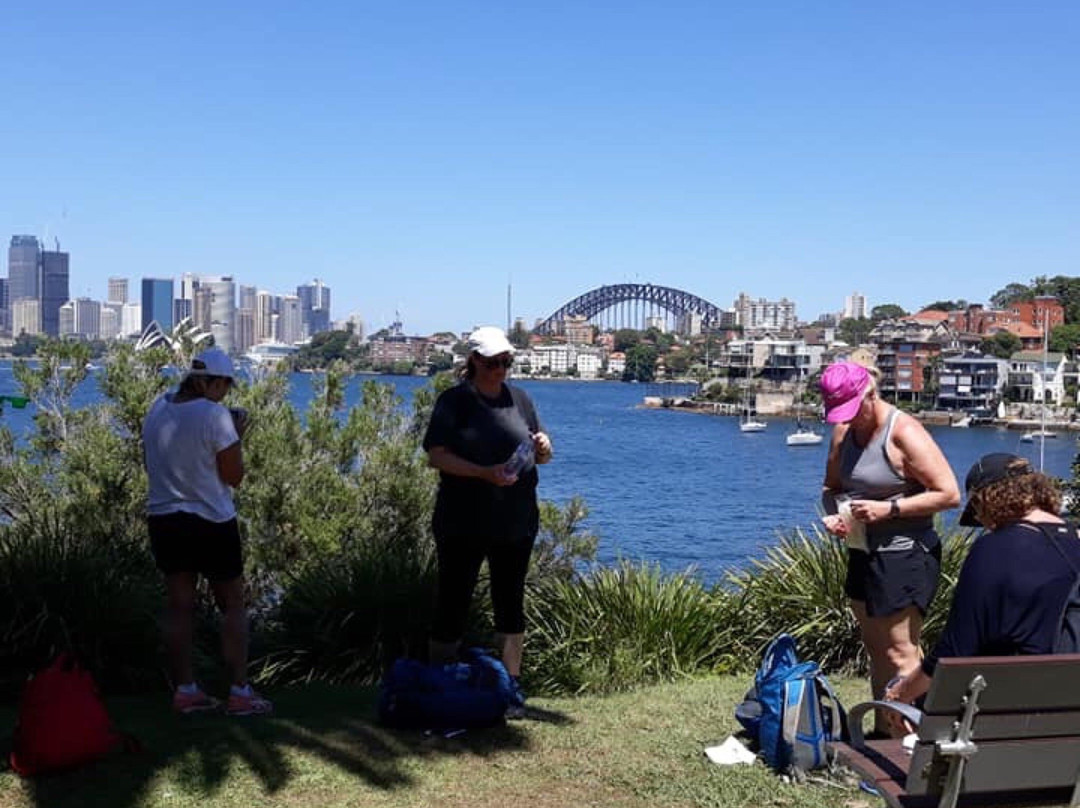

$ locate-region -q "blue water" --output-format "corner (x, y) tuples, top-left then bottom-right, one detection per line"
(2, 365), (1077, 580)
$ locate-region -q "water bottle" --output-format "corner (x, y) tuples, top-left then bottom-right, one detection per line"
(503, 436), (535, 477)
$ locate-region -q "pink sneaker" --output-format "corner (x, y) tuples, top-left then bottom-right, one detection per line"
(226, 687), (273, 716)
(173, 687), (221, 714)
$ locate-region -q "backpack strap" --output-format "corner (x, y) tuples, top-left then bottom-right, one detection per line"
(1034, 521), (1080, 575)
(814, 673), (844, 742)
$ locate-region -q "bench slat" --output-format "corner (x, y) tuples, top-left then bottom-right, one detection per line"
(919, 710), (1080, 743)
(906, 737), (1080, 795)
(833, 740), (1077, 808)
(924, 655), (1080, 714)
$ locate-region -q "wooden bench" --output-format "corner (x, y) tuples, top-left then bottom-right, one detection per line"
(831, 655), (1080, 808)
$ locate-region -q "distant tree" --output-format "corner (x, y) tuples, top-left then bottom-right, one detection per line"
(838, 317), (873, 346)
(427, 352), (454, 374)
(613, 329), (639, 353)
(922, 300), (967, 312)
(622, 344), (658, 382)
(1050, 324), (1080, 355)
(1031, 275), (1080, 324)
(508, 321), (530, 349)
(664, 351), (691, 377)
(11, 333), (42, 357)
(870, 304), (907, 321)
(989, 283), (1032, 309)
(980, 331), (1022, 359)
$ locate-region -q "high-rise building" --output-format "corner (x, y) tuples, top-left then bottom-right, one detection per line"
(843, 291), (868, 320)
(100, 303), (122, 340)
(733, 292), (797, 332)
(193, 287), (213, 333)
(141, 278), (175, 333)
(8, 235), (40, 302)
(0, 277), (8, 335)
(58, 298), (101, 340)
(278, 295), (303, 345)
(297, 279), (331, 338)
(201, 276), (236, 354)
(12, 299), (42, 336)
(238, 285), (257, 312)
(255, 291), (276, 343)
(234, 308), (255, 354)
(107, 277), (129, 304)
(174, 272), (198, 325)
(40, 249), (70, 337)
(121, 302), (142, 337)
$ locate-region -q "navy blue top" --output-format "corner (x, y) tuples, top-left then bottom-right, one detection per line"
(924, 520), (1080, 675)
(423, 381), (543, 542)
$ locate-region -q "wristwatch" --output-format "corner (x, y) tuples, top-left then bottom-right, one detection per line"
(890, 499), (901, 519)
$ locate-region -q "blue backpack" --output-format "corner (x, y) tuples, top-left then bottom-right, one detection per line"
(377, 648), (514, 729)
(735, 634), (845, 772)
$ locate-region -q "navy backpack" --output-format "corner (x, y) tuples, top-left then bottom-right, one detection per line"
(377, 648), (514, 729)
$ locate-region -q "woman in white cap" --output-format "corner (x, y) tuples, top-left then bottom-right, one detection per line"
(142, 347), (271, 716)
(422, 326), (553, 717)
(886, 453), (1080, 709)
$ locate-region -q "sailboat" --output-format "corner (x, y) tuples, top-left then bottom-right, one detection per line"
(786, 415), (823, 445)
(1020, 310), (1057, 449)
(739, 385), (766, 432)
(786, 382), (823, 445)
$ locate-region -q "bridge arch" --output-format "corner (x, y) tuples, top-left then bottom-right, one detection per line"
(534, 283), (726, 335)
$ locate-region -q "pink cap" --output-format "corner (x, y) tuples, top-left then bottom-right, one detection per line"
(820, 362), (871, 423)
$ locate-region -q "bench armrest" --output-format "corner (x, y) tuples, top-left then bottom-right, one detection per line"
(847, 700), (924, 748)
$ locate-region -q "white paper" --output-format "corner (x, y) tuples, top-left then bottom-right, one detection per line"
(835, 494), (869, 552)
(705, 735), (757, 766)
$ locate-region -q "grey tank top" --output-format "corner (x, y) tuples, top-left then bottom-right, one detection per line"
(838, 407), (937, 551)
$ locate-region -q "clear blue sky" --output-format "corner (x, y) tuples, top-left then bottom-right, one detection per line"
(3, 1), (1078, 334)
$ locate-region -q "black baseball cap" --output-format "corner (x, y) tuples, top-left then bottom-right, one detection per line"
(959, 453), (1035, 527)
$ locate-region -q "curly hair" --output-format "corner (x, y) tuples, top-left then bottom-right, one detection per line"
(969, 472), (1062, 529)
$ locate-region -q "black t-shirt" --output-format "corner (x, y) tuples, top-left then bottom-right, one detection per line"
(422, 381), (544, 541)
(924, 520), (1080, 674)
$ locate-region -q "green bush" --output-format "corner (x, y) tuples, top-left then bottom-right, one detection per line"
(724, 522), (975, 675)
(524, 561), (734, 695)
(0, 520), (162, 698)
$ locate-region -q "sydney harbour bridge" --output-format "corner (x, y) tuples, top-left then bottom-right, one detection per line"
(533, 283), (726, 335)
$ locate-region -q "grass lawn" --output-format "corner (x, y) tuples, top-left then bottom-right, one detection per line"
(0, 675), (879, 808)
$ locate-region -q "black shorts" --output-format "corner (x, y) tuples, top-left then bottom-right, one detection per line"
(148, 512), (243, 582)
(845, 541), (941, 618)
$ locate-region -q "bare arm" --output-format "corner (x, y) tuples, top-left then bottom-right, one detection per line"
(533, 431), (553, 465)
(216, 441), (244, 488)
(427, 445), (514, 486)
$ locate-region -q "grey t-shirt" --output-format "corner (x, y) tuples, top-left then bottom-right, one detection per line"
(423, 381), (543, 541)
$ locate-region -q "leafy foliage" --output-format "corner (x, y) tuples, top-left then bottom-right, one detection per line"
(524, 562), (733, 694)
(980, 331), (1022, 359)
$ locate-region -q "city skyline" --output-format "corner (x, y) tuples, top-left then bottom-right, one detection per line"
(3, 2), (1078, 333)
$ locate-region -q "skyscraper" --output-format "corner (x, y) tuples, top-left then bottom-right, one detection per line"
(278, 295), (303, 345)
(201, 276), (237, 354)
(8, 235), (40, 302)
(40, 249), (70, 337)
(297, 279), (331, 338)
(141, 278), (175, 333)
(843, 291), (868, 320)
(107, 277), (129, 304)
(0, 277), (8, 335)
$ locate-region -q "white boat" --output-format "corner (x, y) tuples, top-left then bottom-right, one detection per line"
(738, 384), (766, 432)
(786, 419), (823, 445)
(951, 415), (972, 428)
(244, 342), (299, 367)
(1020, 429), (1057, 442)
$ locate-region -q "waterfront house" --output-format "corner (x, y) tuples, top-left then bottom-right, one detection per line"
(869, 319), (956, 403)
(1006, 350), (1067, 405)
(935, 352), (1008, 411)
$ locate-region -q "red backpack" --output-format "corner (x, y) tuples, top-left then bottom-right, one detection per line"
(10, 655), (123, 776)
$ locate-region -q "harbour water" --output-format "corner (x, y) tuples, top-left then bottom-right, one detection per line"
(2, 366), (1077, 581)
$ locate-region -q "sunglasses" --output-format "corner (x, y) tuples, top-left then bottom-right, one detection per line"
(476, 354), (513, 370)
